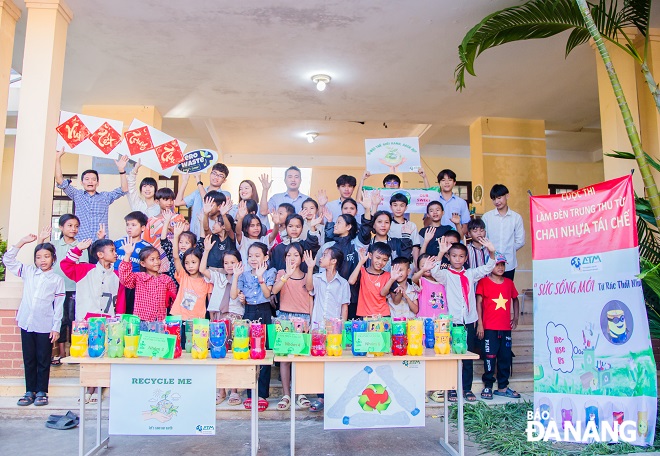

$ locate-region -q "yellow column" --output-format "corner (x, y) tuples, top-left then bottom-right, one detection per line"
(636, 30), (660, 186)
(470, 117), (548, 291)
(593, 40), (645, 191)
(6, 0), (72, 266)
(0, 0), (19, 183)
(79, 105), (162, 238)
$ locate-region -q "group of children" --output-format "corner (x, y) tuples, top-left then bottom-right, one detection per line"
(6, 153), (524, 410)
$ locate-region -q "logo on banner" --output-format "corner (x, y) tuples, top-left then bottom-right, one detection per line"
(526, 410), (637, 443)
(195, 424), (215, 435)
(570, 255), (603, 273)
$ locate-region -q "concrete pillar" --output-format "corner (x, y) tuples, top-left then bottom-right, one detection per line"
(635, 30), (660, 187)
(470, 117), (548, 291)
(0, 0), (19, 189)
(6, 0), (72, 268)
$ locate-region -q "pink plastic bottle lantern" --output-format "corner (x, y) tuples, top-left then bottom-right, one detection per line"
(249, 322), (266, 360)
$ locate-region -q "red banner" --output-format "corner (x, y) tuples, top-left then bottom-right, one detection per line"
(530, 175), (637, 261)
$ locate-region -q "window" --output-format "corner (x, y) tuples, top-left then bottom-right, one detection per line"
(452, 181), (473, 205)
(51, 174), (77, 239)
(548, 184), (578, 195)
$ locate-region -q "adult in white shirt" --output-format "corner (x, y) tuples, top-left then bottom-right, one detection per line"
(323, 174), (365, 222)
(481, 184), (525, 281)
(260, 166), (309, 215)
(126, 160), (161, 218)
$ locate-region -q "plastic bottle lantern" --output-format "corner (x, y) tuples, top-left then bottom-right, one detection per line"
(406, 319), (424, 356)
(311, 328), (327, 357)
(434, 316), (452, 355)
(218, 318), (232, 351)
(164, 317), (183, 359)
(351, 320), (368, 356)
(107, 318), (125, 358)
(210, 321), (227, 359)
(88, 317), (107, 358)
(249, 322), (266, 360)
(391, 319), (407, 356)
(191, 318), (210, 359)
(123, 315), (140, 358)
(325, 318), (343, 356)
(232, 320), (250, 360)
(184, 320), (194, 353)
(424, 318), (435, 349)
(450, 325), (468, 354)
(70, 320), (89, 358)
(367, 320), (385, 356)
(343, 320), (353, 350)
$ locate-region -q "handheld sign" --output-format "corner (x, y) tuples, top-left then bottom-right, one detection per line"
(273, 332), (311, 356)
(177, 149), (218, 174)
(353, 332), (391, 353)
(137, 332), (177, 359)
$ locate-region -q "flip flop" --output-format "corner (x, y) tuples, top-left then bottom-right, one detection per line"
(227, 392), (242, 406)
(48, 411), (78, 422)
(481, 388), (493, 400)
(243, 398), (252, 410)
(463, 391), (477, 402)
(46, 415), (79, 430)
(51, 356), (62, 366)
(430, 391), (445, 403)
(448, 390), (458, 403)
(309, 400), (324, 412)
(493, 387), (521, 398)
(257, 398), (268, 412)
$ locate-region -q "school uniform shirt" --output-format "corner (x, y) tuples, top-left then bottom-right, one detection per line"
(476, 276), (519, 331)
(416, 277), (448, 318)
(388, 219), (422, 247)
(270, 232), (320, 272)
(481, 208), (525, 272)
(310, 271), (350, 328)
(3, 246), (65, 333)
(118, 261), (177, 321)
(206, 234), (237, 269)
(170, 271), (212, 320)
(430, 257), (495, 325)
(236, 235), (271, 268)
(439, 193), (471, 231)
(275, 270), (311, 314)
(205, 271), (244, 316)
(126, 173), (161, 218)
(327, 198), (365, 222)
(238, 268), (277, 305)
(60, 247), (119, 320)
(418, 225), (454, 256)
(387, 280), (419, 319)
(317, 236), (363, 305)
(53, 237), (88, 292)
(356, 266), (392, 317)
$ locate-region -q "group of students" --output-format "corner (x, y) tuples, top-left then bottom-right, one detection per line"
(6, 148), (526, 410)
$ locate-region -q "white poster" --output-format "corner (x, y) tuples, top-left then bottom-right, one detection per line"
(114, 119), (187, 178)
(324, 361), (425, 430)
(362, 187), (441, 214)
(365, 137), (421, 174)
(56, 111), (124, 160)
(109, 364), (216, 436)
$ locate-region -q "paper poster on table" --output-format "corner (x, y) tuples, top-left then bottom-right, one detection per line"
(56, 111), (124, 160)
(114, 119), (187, 178)
(324, 361), (425, 430)
(365, 137), (421, 174)
(177, 149), (218, 174)
(109, 364), (216, 436)
(362, 187), (440, 214)
(531, 175), (657, 446)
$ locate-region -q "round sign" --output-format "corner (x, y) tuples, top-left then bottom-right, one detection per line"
(177, 149), (218, 174)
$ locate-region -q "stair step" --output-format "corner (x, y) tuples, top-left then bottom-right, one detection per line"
(0, 378), (80, 398)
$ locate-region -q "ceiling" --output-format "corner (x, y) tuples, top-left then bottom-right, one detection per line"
(10, 0), (647, 160)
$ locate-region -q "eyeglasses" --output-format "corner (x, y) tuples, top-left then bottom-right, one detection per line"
(383, 181), (399, 187)
(210, 171), (226, 179)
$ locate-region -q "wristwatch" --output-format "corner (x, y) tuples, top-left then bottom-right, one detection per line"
(119, 171), (126, 175)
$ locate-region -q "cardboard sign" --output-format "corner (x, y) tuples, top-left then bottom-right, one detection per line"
(177, 149), (218, 174)
(365, 137), (421, 174)
(137, 332), (177, 359)
(362, 187), (441, 214)
(56, 111), (124, 160)
(353, 332), (391, 353)
(273, 332), (311, 356)
(115, 119), (187, 178)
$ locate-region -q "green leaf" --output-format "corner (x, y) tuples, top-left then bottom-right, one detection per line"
(605, 149), (660, 173)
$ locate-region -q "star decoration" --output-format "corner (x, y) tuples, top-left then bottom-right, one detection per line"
(492, 293), (508, 311)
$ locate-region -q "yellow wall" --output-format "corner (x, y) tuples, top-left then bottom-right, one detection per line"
(547, 160), (605, 190)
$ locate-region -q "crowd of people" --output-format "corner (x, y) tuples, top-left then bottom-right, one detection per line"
(5, 149), (526, 411)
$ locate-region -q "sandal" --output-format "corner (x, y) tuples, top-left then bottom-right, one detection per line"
(78, 393), (92, 404)
(277, 395), (291, 411)
(17, 392), (35, 406)
(296, 394), (311, 409)
(243, 398), (252, 410)
(34, 392), (49, 406)
(258, 398), (268, 412)
(448, 390), (458, 403)
(309, 399), (324, 412)
(216, 391), (226, 405)
(481, 388), (493, 400)
(51, 356), (62, 366)
(493, 387), (521, 398)
(464, 390), (477, 402)
(430, 391), (445, 403)
(89, 393), (98, 404)
(228, 392), (242, 406)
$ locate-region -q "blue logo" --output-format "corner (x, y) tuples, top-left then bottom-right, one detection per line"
(570, 255), (602, 273)
(177, 149), (218, 174)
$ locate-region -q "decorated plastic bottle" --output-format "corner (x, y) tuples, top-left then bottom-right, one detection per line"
(249, 322), (266, 360)
(106, 318), (125, 358)
(70, 320), (88, 358)
(165, 316), (183, 358)
(434, 316), (452, 355)
(184, 320), (194, 353)
(311, 328), (327, 357)
(232, 320), (250, 360)
(375, 364), (420, 416)
(191, 318), (209, 359)
(326, 319), (343, 356)
(122, 314), (140, 358)
(367, 319), (385, 356)
(124, 335), (139, 358)
(391, 320), (407, 356)
(218, 318), (232, 351)
(424, 318), (435, 349)
(406, 319), (423, 356)
(210, 321), (227, 359)
(343, 321), (353, 350)
(351, 320), (368, 356)
(450, 325), (467, 354)
(326, 366), (373, 419)
(88, 317), (107, 358)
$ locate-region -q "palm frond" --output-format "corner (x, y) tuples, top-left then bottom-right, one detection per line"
(604, 149), (660, 173)
(636, 196), (657, 226)
(620, 0), (651, 36)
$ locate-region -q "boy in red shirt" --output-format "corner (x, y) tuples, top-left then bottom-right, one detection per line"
(348, 242), (392, 317)
(476, 253), (520, 400)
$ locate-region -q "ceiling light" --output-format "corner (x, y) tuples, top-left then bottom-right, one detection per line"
(311, 74), (331, 91)
(306, 132), (318, 143)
